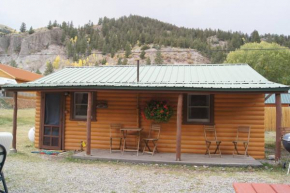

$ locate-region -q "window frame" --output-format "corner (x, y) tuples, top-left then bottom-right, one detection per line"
(70, 92), (96, 121)
(183, 94), (214, 125)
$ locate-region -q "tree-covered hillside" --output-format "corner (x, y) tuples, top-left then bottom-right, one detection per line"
(53, 15), (290, 63)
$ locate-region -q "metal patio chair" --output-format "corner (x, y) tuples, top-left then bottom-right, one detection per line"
(109, 124), (123, 153)
(142, 124), (161, 156)
(233, 126), (251, 157)
(0, 144), (8, 193)
(204, 125), (222, 157)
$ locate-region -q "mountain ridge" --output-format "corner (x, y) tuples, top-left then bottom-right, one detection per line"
(0, 15), (289, 74)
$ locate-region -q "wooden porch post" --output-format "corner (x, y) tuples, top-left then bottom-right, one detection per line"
(136, 93), (140, 128)
(275, 93), (282, 161)
(176, 94), (183, 161)
(86, 92), (92, 156)
(12, 92), (18, 152)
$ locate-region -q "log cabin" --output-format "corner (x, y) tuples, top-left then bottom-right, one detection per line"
(3, 64), (289, 161)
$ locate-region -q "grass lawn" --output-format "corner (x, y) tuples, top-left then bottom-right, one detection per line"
(0, 108), (289, 192)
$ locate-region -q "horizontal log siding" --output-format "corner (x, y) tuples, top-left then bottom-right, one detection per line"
(35, 92), (265, 159)
(64, 92), (138, 150)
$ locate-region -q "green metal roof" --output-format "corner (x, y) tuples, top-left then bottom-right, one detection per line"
(3, 64), (289, 92)
(265, 90), (290, 104)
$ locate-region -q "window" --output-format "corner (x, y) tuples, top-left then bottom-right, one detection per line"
(70, 92), (96, 121)
(183, 94), (214, 124)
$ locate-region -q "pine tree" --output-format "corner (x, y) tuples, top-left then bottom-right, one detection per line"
(44, 61), (54, 75)
(140, 50), (146, 59)
(117, 58), (122, 65)
(47, 21), (52, 30)
(122, 58), (128, 65)
(125, 42), (132, 58)
(146, 57), (151, 65)
(154, 50), (163, 64)
(10, 60), (17, 67)
(20, 22), (26, 32)
(98, 18), (103, 25)
(28, 26), (34, 34)
(250, 30), (261, 43)
(53, 20), (58, 27)
(101, 58), (107, 65)
(36, 69), (41, 74)
(61, 32), (66, 43)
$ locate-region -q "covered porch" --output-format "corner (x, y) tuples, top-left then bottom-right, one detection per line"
(73, 149), (262, 167)
(3, 64), (290, 164)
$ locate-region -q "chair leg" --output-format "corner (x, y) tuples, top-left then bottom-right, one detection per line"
(110, 138), (112, 154)
(152, 141), (158, 156)
(205, 142), (211, 157)
(243, 142), (249, 156)
(215, 141), (222, 157)
(233, 142), (239, 156)
(142, 140), (146, 155)
(122, 138), (126, 155)
(1, 172), (8, 193)
(119, 138), (122, 151)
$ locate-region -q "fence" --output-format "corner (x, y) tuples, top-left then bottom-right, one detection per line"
(265, 107), (290, 131)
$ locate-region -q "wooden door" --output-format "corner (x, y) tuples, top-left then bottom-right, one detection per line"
(41, 93), (63, 150)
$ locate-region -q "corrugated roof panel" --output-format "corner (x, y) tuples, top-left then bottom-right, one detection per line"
(4, 64), (289, 92)
(265, 93), (290, 104)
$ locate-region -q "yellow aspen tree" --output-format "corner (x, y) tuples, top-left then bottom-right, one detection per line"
(78, 59), (83, 67)
(52, 55), (60, 69)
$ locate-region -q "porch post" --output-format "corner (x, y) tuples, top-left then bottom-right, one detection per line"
(12, 91), (18, 152)
(86, 92), (92, 156)
(275, 93), (282, 161)
(176, 94), (183, 161)
(137, 93), (140, 127)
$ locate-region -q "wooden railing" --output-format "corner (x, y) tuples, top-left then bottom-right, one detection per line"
(265, 107), (290, 131)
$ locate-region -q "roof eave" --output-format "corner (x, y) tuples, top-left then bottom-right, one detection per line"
(3, 85), (290, 93)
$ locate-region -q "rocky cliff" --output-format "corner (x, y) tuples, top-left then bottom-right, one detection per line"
(0, 28), (65, 72)
(0, 26), (210, 73)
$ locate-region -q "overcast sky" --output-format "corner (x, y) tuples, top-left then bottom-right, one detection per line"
(0, 0), (289, 35)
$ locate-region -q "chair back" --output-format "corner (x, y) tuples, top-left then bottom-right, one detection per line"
(235, 126), (251, 142)
(0, 144), (7, 173)
(148, 124), (161, 139)
(204, 125), (218, 141)
(110, 124), (122, 138)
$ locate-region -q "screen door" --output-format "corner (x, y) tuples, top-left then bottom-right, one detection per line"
(41, 93), (63, 150)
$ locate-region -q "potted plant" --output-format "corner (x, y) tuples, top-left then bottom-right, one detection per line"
(143, 100), (173, 123)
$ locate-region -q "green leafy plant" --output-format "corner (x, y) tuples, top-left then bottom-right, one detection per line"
(144, 100), (173, 123)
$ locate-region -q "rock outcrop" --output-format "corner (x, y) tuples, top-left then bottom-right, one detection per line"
(0, 28), (64, 72)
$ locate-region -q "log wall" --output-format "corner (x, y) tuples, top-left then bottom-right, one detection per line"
(34, 91), (265, 159)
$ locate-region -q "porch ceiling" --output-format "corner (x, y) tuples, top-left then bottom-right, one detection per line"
(3, 64), (289, 92)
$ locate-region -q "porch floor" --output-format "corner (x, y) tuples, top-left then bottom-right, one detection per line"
(72, 149), (262, 167)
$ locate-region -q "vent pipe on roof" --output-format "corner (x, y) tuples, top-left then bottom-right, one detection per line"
(137, 60), (139, 82)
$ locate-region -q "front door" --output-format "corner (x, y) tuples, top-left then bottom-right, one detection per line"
(41, 93), (63, 150)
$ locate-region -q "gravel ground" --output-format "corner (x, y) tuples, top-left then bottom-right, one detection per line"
(3, 154), (289, 193)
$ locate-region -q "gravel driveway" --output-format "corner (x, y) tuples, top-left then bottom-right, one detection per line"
(3, 154), (289, 193)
